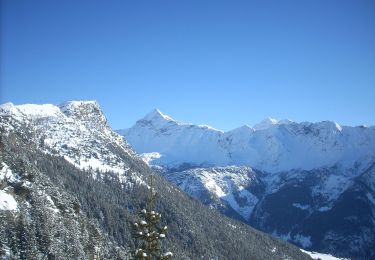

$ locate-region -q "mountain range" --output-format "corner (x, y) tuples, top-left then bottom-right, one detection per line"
(118, 108), (375, 259)
(0, 101), (319, 259)
(118, 108), (375, 173)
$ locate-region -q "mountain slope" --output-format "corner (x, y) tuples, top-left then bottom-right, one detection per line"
(0, 131), (127, 259)
(0, 101), (312, 259)
(118, 109), (375, 259)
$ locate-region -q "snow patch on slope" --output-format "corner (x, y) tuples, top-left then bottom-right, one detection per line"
(0, 163), (18, 183)
(312, 172), (353, 210)
(301, 249), (348, 260)
(0, 163), (18, 211)
(141, 152), (162, 165)
(0, 190), (18, 211)
(163, 166), (259, 220)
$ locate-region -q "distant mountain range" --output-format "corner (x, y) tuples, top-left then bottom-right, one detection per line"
(118, 108), (375, 173)
(0, 101), (317, 259)
(118, 108), (375, 259)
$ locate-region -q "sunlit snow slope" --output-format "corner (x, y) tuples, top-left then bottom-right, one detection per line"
(118, 109), (375, 173)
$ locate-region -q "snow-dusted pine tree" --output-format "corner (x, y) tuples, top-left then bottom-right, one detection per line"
(132, 174), (172, 260)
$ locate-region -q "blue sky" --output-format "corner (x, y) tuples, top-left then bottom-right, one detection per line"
(1, 0), (374, 130)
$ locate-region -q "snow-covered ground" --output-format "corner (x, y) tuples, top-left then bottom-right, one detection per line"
(0, 190), (18, 211)
(301, 249), (349, 260)
(0, 163), (18, 211)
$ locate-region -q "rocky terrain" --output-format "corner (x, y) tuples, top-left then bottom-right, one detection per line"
(119, 108), (375, 259)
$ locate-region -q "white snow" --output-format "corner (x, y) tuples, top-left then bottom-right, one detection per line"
(228, 223), (237, 229)
(0, 163), (18, 183)
(318, 206), (332, 212)
(78, 158), (126, 175)
(0, 102), (62, 120)
(0, 101), (138, 184)
(301, 249), (348, 260)
(0, 163), (19, 211)
(45, 195), (60, 213)
(164, 166), (258, 220)
(253, 117), (292, 130)
(163, 252), (173, 257)
(119, 110), (375, 173)
(59, 100), (98, 113)
(0, 190), (18, 211)
(312, 173), (353, 208)
(142, 108), (174, 122)
(15, 104), (62, 118)
(292, 203), (310, 210)
(140, 152), (162, 165)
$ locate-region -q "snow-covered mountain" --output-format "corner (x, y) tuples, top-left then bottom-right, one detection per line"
(0, 101), (142, 181)
(118, 109), (375, 173)
(118, 109), (375, 259)
(1, 101), (317, 259)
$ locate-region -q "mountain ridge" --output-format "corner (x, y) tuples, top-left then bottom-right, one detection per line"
(118, 109), (375, 173)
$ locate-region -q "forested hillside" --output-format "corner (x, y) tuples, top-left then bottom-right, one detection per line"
(0, 101), (312, 259)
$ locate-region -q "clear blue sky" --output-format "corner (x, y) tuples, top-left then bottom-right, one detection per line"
(1, 0), (374, 130)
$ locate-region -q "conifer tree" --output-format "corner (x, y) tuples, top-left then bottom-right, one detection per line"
(132, 173), (172, 260)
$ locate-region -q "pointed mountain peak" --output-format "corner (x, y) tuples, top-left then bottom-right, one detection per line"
(226, 124), (254, 135)
(235, 124), (254, 131)
(239, 124), (254, 131)
(142, 108), (173, 122)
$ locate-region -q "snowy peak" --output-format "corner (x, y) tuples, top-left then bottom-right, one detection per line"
(225, 125), (254, 136)
(59, 100), (100, 114)
(133, 109), (223, 133)
(0, 102), (63, 119)
(59, 100), (108, 128)
(315, 121), (342, 132)
(135, 108), (176, 129)
(0, 100), (108, 128)
(253, 117), (293, 130)
(120, 110), (375, 173)
(142, 108), (173, 122)
(0, 100), (136, 179)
